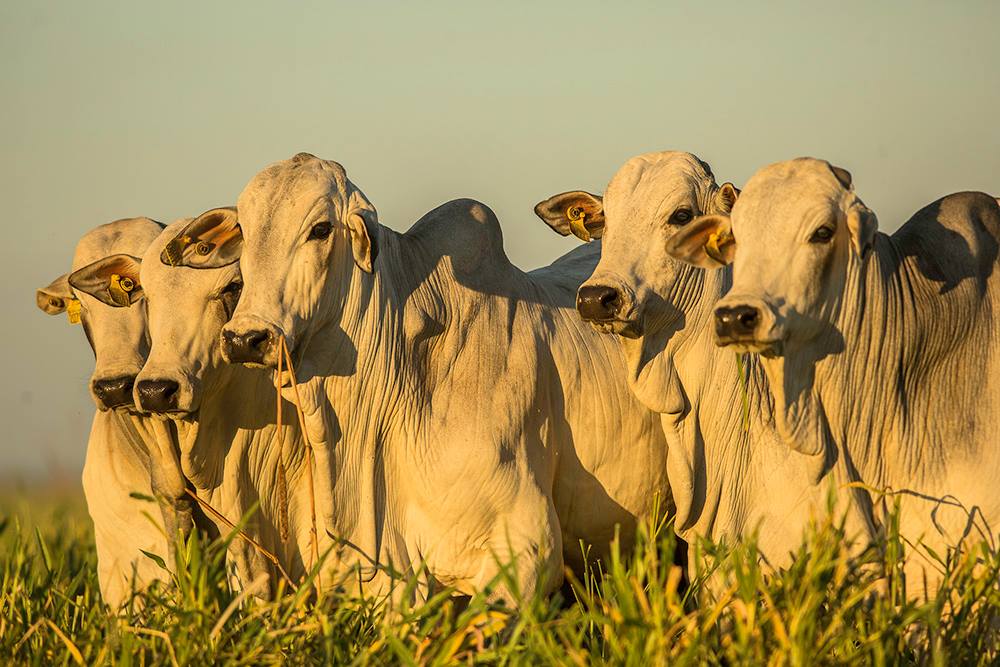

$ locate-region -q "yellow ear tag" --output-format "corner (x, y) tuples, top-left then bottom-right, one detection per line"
(66, 299), (81, 325)
(163, 235), (192, 266)
(108, 273), (136, 307)
(566, 206), (592, 242)
(705, 229), (733, 264)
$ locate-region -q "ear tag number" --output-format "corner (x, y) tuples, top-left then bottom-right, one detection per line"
(66, 299), (81, 324)
(566, 206), (592, 242)
(705, 230), (733, 264)
(108, 273), (136, 307)
(163, 235), (192, 266)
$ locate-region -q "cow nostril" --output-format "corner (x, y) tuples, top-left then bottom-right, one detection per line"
(736, 308), (758, 330)
(246, 330), (269, 351)
(597, 289), (619, 310)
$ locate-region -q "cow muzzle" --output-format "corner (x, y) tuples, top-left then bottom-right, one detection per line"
(221, 328), (273, 365)
(91, 375), (136, 410)
(576, 282), (642, 338)
(714, 297), (782, 355)
(136, 378), (181, 413)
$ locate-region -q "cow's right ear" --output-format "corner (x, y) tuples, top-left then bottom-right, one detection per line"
(162, 207), (242, 268)
(68, 254), (144, 308)
(664, 214), (735, 269)
(533, 191), (605, 242)
(36, 273), (74, 315)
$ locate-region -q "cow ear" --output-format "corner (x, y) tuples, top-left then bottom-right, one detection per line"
(709, 182), (740, 215)
(346, 190), (379, 274)
(664, 214), (735, 269)
(533, 191), (605, 241)
(36, 273), (74, 315)
(846, 201), (877, 258)
(69, 254), (144, 308)
(162, 207), (242, 268)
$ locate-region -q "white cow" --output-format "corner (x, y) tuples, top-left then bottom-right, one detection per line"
(534, 151), (877, 576)
(35, 218), (183, 608)
(667, 157), (1000, 597)
(200, 152), (670, 604)
(108, 215), (318, 596)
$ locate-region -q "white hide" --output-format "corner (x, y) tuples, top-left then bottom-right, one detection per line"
(696, 158), (1000, 597)
(217, 153), (671, 604)
(131, 221), (317, 596)
(35, 218), (178, 608)
(539, 152), (877, 576)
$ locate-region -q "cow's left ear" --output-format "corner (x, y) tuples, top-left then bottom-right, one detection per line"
(846, 200), (877, 259)
(533, 191), (605, 242)
(346, 189), (379, 273)
(162, 207), (242, 268)
(36, 273), (74, 315)
(69, 254), (144, 308)
(708, 183), (740, 215)
(664, 214), (736, 269)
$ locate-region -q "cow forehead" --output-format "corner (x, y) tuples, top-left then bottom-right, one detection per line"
(734, 161), (845, 238)
(606, 151), (712, 221)
(71, 217), (163, 271)
(237, 156), (348, 232)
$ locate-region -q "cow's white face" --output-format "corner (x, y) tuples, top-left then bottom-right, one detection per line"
(668, 158), (876, 357)
(221, 153), (379, 369)
(36, 218), (163, 411)
(131, 219), (243, 416)
(535, 151), (737, 339)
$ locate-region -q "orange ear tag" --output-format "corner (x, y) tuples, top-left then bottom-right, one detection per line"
(566, 206), (592, 242)
(66, 299), (81, 324)
(705, 230), (733, 264)
(108, 273), (136, 307)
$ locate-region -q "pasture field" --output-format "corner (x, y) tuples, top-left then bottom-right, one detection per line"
(1, 480), (998, 665)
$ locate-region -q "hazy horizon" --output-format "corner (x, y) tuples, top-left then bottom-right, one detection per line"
(3, 1), (999, 474)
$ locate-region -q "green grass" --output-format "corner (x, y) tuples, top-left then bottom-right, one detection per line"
(1, 484), (998, 665)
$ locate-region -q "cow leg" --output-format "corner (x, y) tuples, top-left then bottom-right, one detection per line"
(83, 415), (172, 609)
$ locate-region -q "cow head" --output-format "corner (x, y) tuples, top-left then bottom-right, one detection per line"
(127, 214), (243, 416)
(36, 218), (163, 411)
(221, 153), (379, 369)
(535, 151), (737, 339)
(534, 151), (737, 415)
(665, 157), (877, 451)
(667, 158), (875, 355)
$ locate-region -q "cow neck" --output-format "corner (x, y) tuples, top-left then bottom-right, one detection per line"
(643, 263), (777, 542)
(814, 233), (975, 493)
(295, 228), (415, 587)
(195, 362), (315, 580)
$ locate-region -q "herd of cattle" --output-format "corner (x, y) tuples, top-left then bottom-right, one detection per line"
(36, 151), (1000, 610)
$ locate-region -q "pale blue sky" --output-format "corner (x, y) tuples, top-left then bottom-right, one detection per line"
(2, 1), (998, 474)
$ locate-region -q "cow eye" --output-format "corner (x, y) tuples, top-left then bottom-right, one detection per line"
(308, 221), (332, 241)
(669, 208), (693, 226)
(809, 226), (835, 244)
(218, 280), (242, 318)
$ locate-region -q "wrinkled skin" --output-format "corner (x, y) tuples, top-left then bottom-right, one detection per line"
(536, 151), (877, 581)
(35, 218), (174, 608)
(220, 153), (671, 605)
(670, 157), (1000, 597)
(119, 221), (319, 596)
